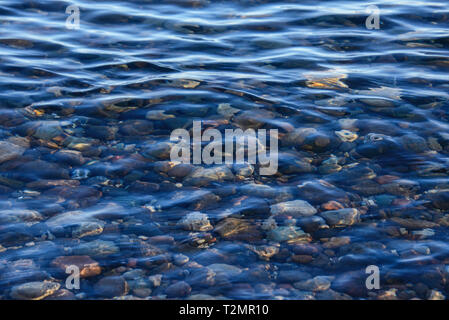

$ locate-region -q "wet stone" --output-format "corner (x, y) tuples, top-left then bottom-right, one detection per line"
(142, 141), (173, 160)
(277, 270), (311, 283)
(214, 218), (262, 242)
(297, 180), (349, 205)
(168, 163), (194, 179)
(335, 130), (358, 143)
(297, 216), (328, 233)
(53, 150), (86, 166)
(119, 120), (153, 136)
(0, 140), (25, 164)
(250, 245), (280, 261)
(233, 109), (274, 130)
(293, 276), (332, 292)
(233, 163), (254, 177)
(270, 200), (317, 217)
(44, 289), (76, 300)
(208, 263), (242, 279)
(391, 217), (439, 230)
(173, 254), (189, 266)
(323, 236), (351, 249)
(25, 179), (80, 191)
(94, 276), (129, 298)
(51, 256), (101, 278)
(0, 259), (49, 287)
(178, 212), (213, 232)
(268, 226), (311, 244)
(17, 160), (70, 180)
(10, 281), (60, 300)
(165, 281), (192, 298)
(33, 123), (64, 141)
(72, 240), (119, 258)
(86, 125), (117, 141)
(320, 208), (360, 227)
(184, 166), (234, 186)
(0, 209), (42, 224)
(426, 190), (449, 210)
(400, 134), (428, 153)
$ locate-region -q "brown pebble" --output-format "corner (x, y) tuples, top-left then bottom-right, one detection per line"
(323, 236), (351, 249)
(292, 255), (313, 264)
(321, 201), (344, 211)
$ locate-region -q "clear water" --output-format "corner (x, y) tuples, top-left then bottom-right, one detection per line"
(0, 0), (449, 300)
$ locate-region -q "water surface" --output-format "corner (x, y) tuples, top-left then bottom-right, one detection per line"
(0, 0), (449, 300)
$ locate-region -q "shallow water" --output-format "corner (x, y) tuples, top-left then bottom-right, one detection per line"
(0, 0), (449, 300)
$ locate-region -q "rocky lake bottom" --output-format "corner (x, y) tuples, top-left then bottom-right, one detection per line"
(0, 0), (449, 300)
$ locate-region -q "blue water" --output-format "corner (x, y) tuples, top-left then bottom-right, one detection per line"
(0, 0), (449, 300)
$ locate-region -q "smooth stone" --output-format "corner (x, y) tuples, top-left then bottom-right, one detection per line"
(207, 263), (242, 279)
(184, 166), (234, 186)
(51, 255), (101, 278)
(0, 209), (42, 224)
(123, 269), (146, 281)
(119, 120), (153, 136)
(323, 236), (351, 248)
(297, 216), (328, 233)
(426, 190), (449, 210)
(214, 218), (262, 242)
(165, 281), (191, 298)
(142, 141), (173, 160)
(72, 240), (119, 258)
(291, 254), (313, 264)
(233, 163), (254, 177)
(249, 245), (279, 261)
(33, 123), (63, 140)
(53, 150), (86, 166)
(294, 276), (332, 291)
(86, 125), (117, 141)
(185, 267), (217, 288)
(277, 270), (311, 283)
(0, 140), (25, 164)
(148, 274), (163, 288)
(391, 217), (439, 230)
(320, 208), (360, 227)
(268, 226), (311, 243)
(239, 183), (277, 198)
(233, 109), (274, 130)
(10, 281), (60, 300)
(173, 254), (189, 266)
(25, 179), (80, 190)
(146, 110), (174, 120)
(0, 259), (49, 286)
(217, 103), (240, 117)
(335, 130), (358, 142)
(178, 212), (213, 232)
(270, 200), (317, 217)
(283, 128), (317, 147)
(94, 276), (129, 298)
(428, 290), (445, 300)
(400, 134), (428, 153)
(168, 163), (194, 179)
(44, 289), (76, 300)
(296, 180), (349, 205)
(46, 211), (104, 238)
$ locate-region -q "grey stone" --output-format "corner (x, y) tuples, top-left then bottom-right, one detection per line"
(320, 208), (360, 227)
(0, 140), (25, 164)
(270, 200), (317, 217)
(178, 212), (213, 232)
(10, 281), (60, 300)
